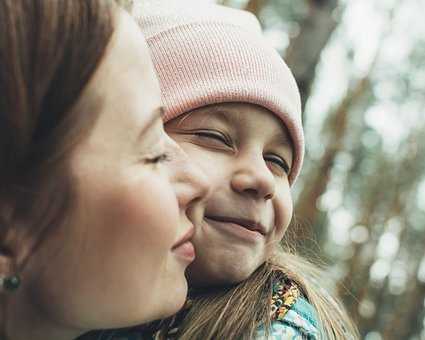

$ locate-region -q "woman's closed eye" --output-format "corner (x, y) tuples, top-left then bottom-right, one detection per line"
(265, 154), (290, 175)
(143, 152), (171, 165)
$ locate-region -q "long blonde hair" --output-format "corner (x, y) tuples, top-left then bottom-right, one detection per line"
(153, 245), (359, 340)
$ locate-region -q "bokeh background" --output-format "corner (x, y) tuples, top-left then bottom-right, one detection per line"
(215, 0), (425, 339)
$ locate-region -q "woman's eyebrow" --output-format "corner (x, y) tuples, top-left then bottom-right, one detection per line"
(137, 106), (165, 141)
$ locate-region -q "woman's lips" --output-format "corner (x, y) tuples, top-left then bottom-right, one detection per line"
(172, 241), (195, 262)
(172, 227), (196, 262)
(204, 215), (265, 243)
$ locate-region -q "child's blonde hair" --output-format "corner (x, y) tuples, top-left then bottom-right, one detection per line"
(153, 242), (359, 339)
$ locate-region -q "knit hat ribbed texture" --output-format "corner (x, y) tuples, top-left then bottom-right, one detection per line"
(136, 1), (304, 184)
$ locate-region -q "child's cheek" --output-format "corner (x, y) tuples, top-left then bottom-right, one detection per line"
(273, 187), (293, 239)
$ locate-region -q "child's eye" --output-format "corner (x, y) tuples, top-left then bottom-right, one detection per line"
(193, 130), (232, 147)
(144, 152), (171, 164)
(265, 154), (290, 175)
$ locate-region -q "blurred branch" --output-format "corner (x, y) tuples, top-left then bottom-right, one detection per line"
(293, 0), (399, 250)
(341, 128), (425, 335)
(382, 262), (425, 340)
(284, 0), (339, 113)
(217, 0), (232, 6)
(115, 0), (133, 11)
(295, 75), (371, 235)
(244, 0), (268, 15)
(343, 177), (403, 327)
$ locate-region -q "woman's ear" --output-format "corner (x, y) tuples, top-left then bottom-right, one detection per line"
(0, 246), (18, 293)
(0, 204), (24, 293)
(0, 227), (27, 293)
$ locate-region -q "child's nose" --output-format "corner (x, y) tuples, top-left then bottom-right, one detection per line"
(231, 155), (275, 201)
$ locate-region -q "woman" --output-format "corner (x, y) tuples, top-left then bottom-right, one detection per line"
(133, 1), (359, 339)
(0, 1), (208, 339)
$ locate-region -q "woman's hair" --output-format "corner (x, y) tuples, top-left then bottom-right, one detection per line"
(153, 238), (360, 339)
(0, 0), (114, 282)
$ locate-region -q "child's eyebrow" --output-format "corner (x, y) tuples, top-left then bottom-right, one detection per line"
(204, 107), (232, 124)
(201, 106), (293, 148)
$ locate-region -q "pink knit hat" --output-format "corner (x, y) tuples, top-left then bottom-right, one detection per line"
(135, 1), (304, 184)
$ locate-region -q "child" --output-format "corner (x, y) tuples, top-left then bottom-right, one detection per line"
(135, 2), (359, 339)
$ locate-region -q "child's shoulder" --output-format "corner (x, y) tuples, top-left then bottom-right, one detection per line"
(256, 297), (320, 339)
(256, 273), (320, 340)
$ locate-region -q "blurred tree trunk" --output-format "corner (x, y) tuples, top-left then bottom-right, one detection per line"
(218, 0), (233, 6)
(244, 0), (268, 14)
(241, 0), (340, 116)
(383, 275), (425, 340)
(350, 197), (403, 335)
(115, 0), (133, 11)
(378, 135), (425, 339)
(285, 0), (339, 113)
(295, 76), (371, 249)
(337, 180), (385, 314)
(342, 130), (425, 335)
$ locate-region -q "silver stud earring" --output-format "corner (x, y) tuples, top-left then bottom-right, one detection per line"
(0, 275), (21, 292)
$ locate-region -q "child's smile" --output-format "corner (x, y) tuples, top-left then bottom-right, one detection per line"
(166, 102), (294, 286)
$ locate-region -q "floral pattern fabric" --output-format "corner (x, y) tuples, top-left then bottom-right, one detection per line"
(256, 297), (320, 339)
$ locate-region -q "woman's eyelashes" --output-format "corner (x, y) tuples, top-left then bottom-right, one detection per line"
(143, 152), (171, 165)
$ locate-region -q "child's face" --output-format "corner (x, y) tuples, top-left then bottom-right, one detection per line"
(12, 10), (207, 337)
(166, 102), (293, 286)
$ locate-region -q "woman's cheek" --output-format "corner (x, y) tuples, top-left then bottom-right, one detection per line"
(104, 172), (180, 244)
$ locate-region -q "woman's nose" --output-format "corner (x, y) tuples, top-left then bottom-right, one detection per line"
(165, 137), (210, 210)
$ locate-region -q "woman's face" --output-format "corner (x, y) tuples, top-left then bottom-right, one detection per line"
(166, 103), (294, 286)
(12, 9), (208, 337)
